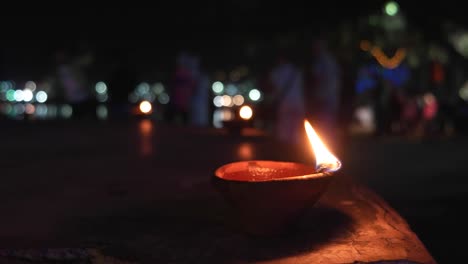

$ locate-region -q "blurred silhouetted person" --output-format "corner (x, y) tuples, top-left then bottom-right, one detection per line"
(268, 51), (305, 144)
(55, 49), (93, 119)
(168, 52), (196, 125)
(189, 55), (210, 127)
(108, 55), (137, 119)
(308, 38), (341, 134)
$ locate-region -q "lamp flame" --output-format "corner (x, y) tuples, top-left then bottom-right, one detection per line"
(304, 120), (341, 173)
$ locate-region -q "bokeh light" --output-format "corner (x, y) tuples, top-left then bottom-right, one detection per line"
(14, 90), (24, 102)
(139, 100), (152, 114)
(143, 93), (156, 102)
(14, 104), (25, 114)
(25, 103), (35, 114)
(226, 84), (238, 96)
(158, 93), (170, 104)
(213, 95), (223, 107)
(25, 81), (36, 91)
(239, 105), (253, 120)
(0, 81), (7, 92)
(233, 95), (244, 106)
(22, 89), (33, 102)
(48, 105), (58, 118)
(96, 105), (108, 120)
(36, 104), (48, 117)
(222, 95), (233, 107)
(61, 104), (73, 119)
(384, 1), (399, 16)
(222, 109), (233, 121)
(212, 81), (224, 94)
(152, 82), (165, 95)
(459, 81), (468, 101)
(237, 142), (254, 160)
(95, 82), (107, 94)
(213, 109), (224, 128)
(36, 91), (48, 103)
(6, 90), (15, 102)
(137, 82), (150, 95)
(248, 89), (261, 101)
(3, 104), (12, 115)
(97, 93), (108, 102)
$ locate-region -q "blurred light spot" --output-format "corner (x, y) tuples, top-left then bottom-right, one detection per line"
(96, 105), (108, 120)
(222, 109), (234, 121)
(25, 103), (35, 114)
(14, 104), (25, 115)
(22, 89), (33, 102)
(213, 109), (224, 128)
(36, 91), (48, 103)
(384, 1), (398, 16)
(158, 93), (170, 104)
(422, 93), (438, 120)
(14, 90), (24, 102)
(95, 81), (107, 94)
(233, 94), (244, 106)
(61, 104), (73, 118)
(0, 81), (8, 92)
(36, 104), (48, 117)
(459, 81), (468, 101)
(213, 95), (223, 107)
(143, 93), (155, 102)
(139, 100), (152, 114)
(139, 119), (153, 156)
(25, 81), (36, 91)
(248, 89), (261, 101)
(423, 93), (436, 105)
(354, 106), (375, 131)
(3, 104), (12, 115)
(48, 105), (58, 118)
(239, 105), (253, 120)
(212, 81), (224, 94)
(97, 93), (108, 102)
(140, 119), (153, 135)
(237, 142), (254, 160)
(137, 82), (150, 95)
(222, 95), (233, 107)
(152, 83), (164, 94)
(213, 108), (234, 122)
(226, 84), (238, 95)
(450, 32), (468, 58)
(6, 89), (15, 102)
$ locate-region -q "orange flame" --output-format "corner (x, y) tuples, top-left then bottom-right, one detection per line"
(304, 120), (341, 173)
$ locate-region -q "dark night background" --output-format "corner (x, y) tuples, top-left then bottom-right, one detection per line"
(1, 1), (468, 263)
(1, 1), (466, 79)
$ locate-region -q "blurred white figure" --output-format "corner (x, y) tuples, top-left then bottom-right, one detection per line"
(56, 50), (91, 104)
(311, 39), (341, 132)
(270, 55), (305, 144)
(189, 55), (210, 127)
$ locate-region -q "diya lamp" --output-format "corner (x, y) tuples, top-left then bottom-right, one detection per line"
(212, 120), (341, 236)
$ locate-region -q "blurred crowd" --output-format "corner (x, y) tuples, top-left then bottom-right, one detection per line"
(0, 35), (464, 145)
(2, 2), (468, 144)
